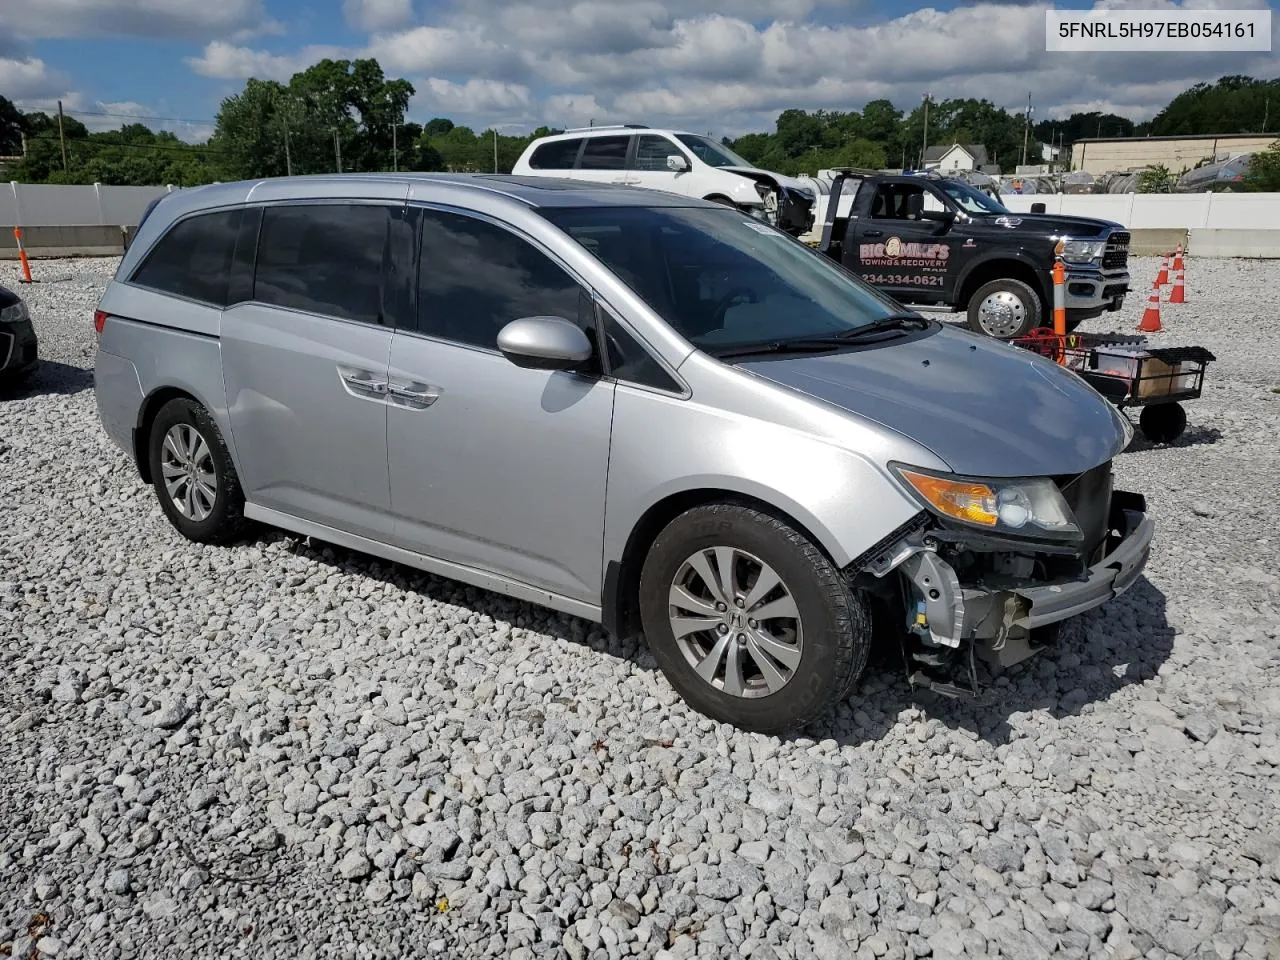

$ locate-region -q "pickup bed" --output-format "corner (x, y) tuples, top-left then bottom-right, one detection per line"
(816, 171), (1132, 339)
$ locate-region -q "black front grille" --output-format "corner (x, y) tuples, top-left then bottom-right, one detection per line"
(1103, 231), (1130, 270)
(1058, 461), (1113, 561)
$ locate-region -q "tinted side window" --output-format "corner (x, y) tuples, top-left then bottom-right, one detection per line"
(131, 208), (241, 306)
(578, 136), (630, 170)
(417, 209), (588, 350)
(529, 138), (583, 169)
(634, 135), (681, 172)
(599, 307), (682, 393)
(254, 204), (390, 325)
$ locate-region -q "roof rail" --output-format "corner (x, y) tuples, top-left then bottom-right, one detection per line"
(562, 123), (650, 133)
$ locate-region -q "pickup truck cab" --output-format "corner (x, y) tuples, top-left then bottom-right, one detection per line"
(817, 170), (1132, 339)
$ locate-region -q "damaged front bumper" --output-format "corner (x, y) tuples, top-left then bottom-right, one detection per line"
(859, 489), (1154, 694)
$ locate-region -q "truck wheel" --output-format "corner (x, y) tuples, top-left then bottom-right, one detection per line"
(967, 278), (1042, 340)
(1139, 402), (1187, 444)
(637, 503), (871, 735)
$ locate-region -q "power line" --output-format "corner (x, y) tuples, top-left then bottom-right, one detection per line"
(37, 108), (217, 127)
(23, 132), (231, 156)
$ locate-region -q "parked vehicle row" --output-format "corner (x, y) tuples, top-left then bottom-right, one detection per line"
(92, 173), (1153, 733)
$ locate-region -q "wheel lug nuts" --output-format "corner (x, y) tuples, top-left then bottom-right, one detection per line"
(715, 602), (727, 612)
(734, 598), (744, 608)
(748, 619), (757, 629)
(718, 624), (729, 634)
(736, 633), (746, 644)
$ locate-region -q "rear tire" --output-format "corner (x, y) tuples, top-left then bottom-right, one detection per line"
(966, 278), (1042, 340)
(147, 398), (249, 545)
(1139, 402), (1187, 444)
(637, 503), (871, 735)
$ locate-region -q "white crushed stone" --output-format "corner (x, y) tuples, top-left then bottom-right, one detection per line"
(1, 255), (1278, 959)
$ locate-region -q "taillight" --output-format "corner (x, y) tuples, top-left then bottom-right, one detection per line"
(93, 310), (107, 335)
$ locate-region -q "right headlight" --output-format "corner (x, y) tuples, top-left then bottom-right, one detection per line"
(0, 301), (29, 324)
(890, 463), (1082, 542)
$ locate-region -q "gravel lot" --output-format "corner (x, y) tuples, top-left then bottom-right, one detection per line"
(1, 254), (1278, 960)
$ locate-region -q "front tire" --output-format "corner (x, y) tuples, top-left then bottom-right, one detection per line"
(637, 504), (871, 735)
(147, 398), (249, 545)
(966, 277), (1042, 339)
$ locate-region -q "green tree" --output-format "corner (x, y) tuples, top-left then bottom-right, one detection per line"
(1137, 164), (1176, 193)
(1148, 76), (1280, 136)
(1243, 139), (1280, 191)
(0, 96), (25, 155)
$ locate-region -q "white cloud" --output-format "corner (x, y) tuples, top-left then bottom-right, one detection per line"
(344, 0), (416, 32)
(414, 78), (532, 116)
(186, 41), (352, 82)
(0, 56), (72, 103)
(0, 0), (277, 40)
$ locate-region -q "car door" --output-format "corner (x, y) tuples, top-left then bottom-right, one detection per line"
(385, 205), (616, 604)
(569, 134), (635, 188)
(626, 133), (696, 198)
(219, 199), (412, 542)
(851, 180), (960, 302)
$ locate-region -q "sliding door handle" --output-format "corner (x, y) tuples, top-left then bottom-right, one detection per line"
(338, 366), (388, 400)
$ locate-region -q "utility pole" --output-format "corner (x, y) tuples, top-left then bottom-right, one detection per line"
(392, 114), (398, 172)
(921, 92), (930, 167)
(493, 129), (498, 173)
(334, 129), (342, 173)
(1264, 96), (1270, 133)
(282, 119), (293, 176)
(1020, 92), (1032, 168)
(56, 100), (68, 172)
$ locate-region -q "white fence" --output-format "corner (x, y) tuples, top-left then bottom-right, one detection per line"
(998, 192), (1280, 231)
(2, 182), (175, 227)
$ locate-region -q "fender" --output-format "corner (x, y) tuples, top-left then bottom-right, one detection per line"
(953, 249), (1051, 305)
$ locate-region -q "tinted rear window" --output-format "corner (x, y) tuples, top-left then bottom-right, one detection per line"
(528, 138), (583, 169)
(131, 208), (241, 306)
(253, 203), (391, 325)
(578, 136), (630, 170)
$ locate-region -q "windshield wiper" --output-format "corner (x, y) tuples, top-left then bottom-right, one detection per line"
(714, 315), (931, 360)
(836, 314), (931, 338)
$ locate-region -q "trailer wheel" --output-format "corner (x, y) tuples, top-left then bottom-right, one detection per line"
(966, 278), (1041, 340)
(1139, 402), (1187, 444)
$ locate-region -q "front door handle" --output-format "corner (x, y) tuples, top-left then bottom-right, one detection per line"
(338, 366), (388, 399)
(863, 229), (884, 237)
(387, 381), (441, 410)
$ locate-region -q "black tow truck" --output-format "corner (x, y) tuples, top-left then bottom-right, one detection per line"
(815, 169), (1132, 339)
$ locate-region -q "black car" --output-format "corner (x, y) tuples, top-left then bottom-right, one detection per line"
(0, 284), (39, 383)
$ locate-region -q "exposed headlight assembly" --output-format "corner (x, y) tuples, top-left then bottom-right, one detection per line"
(0, 301), (29, 324)
(1054, 237), (1106, 263)
(890, 463), (1082, 542)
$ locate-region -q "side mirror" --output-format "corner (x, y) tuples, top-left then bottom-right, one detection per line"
(496, 316), (594, 371)
(919, 209), (956, 225)
(1030, 202), (1047, 214)
(667, 155), (689, 173)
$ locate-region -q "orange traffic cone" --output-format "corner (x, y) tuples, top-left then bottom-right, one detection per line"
(1154, 253), (1169, 286)
(1172, 244), (1184, 274)
(1168, 267), (1186, 304)
(1137, 280), (1163, 332)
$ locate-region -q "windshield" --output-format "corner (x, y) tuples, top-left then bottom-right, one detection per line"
(675, 134), (756, 169)
(540, 205), (908, 354)
(939, 180), (1010, 215)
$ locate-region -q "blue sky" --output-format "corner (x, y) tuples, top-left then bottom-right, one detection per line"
(1, 0), (1276, 142)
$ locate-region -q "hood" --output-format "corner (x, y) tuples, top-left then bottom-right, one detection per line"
(721, 166), (815, 197)
(975, 212), (1125, 238)
(738, 325), (1128, 478)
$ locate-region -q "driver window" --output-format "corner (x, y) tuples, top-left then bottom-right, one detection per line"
(870, 184), (927, 220)
(923, 191), (946, 213)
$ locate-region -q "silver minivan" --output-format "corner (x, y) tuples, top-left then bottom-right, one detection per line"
(93, 173), (1153, 734)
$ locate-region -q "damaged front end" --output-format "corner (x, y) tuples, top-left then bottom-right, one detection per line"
(848, 460), (1154, 698)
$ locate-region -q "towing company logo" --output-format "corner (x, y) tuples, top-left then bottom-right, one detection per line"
(859, 236), (951, 268)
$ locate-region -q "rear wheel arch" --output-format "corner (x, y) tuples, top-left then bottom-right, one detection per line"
(602, 487), (847, 640)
